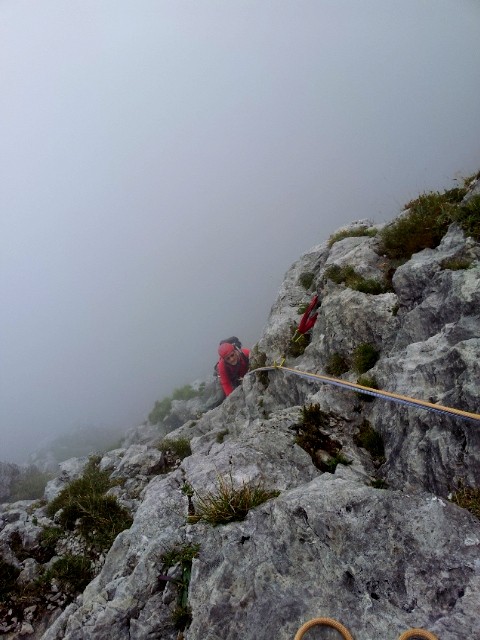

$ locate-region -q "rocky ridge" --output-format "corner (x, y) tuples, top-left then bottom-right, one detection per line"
(1, 180), (480, 639)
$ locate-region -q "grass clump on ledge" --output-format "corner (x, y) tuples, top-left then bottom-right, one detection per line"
(160, 543), (200, 631)
(440, 256), (473, 271)
(328, 225), (378, 248)
(40, 554), (93, 597)
(352, 343), (380, 374)
(298, 271), (315, 290)
(157, 437), (192, 461)
(288, 325), (310, 358)
(450, 484), (480, 520)
(324, 264), (388, 295)
(46, 457), (132, 551)
(377, 182), (480, 262)
(187, 475), (279, 526)
(353, 420), (385, 466)
(325, 352), (350, 376)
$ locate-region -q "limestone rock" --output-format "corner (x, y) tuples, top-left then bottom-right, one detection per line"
(2, 186), (480, 640)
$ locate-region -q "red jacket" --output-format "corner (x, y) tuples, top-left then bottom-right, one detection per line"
(217, 348), (250, 396)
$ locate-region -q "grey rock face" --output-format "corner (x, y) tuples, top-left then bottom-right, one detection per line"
(43, 457), (89, 502)
(3, 195), (480, 640)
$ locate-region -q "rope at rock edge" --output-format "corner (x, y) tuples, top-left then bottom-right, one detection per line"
(250, 364), (480, 423)
(293, 617), (438, 639)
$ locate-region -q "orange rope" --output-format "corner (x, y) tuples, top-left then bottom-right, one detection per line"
(293, 618), (440, 640)
(294, 617), (354, 640)
(397, 630), (438, 640)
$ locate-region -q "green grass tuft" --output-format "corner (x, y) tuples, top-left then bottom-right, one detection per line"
(324, 264), (388, 294)
(354, 420), (385, 465)
(288, 326), (310, 358)
(450, 484), (480, 520)
(440, 256), (473, 271)
(40, 554), (93, 596)
(157, 437), (192, 461)
(187, 475), (279, 526)
(377, 187), (480, 261)
(46, 458), (132, 551)
(328, 226), (377, 248)
(298, 271), (315, 290)
(325, 353), (350, 376)
(352, 343), (380, 374)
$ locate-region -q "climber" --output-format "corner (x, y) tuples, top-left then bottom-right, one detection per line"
(217, 341), (250, 397)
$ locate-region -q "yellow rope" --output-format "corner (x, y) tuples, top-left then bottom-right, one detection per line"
(397, 630), (438, 640)
(293, 618), (439, 640)
(294, 617), (354, 640)
(253, 364), (480, 423)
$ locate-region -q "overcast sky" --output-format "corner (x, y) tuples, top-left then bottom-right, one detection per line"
(1, 1), (479, 463)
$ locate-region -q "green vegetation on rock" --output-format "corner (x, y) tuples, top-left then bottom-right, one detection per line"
(378, 184), (480, 261)
(328, 226), (378, 248)
(46, 457), (132, 551)
(352, 343), (379, 374)
(187, 475), (279, 526)
(324, 264), (389, 294)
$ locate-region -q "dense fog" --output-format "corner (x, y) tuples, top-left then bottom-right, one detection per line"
(1, 1), (480, 462)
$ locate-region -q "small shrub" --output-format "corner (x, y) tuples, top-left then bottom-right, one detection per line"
(440, 257), (473, 271)
(42, 554), (93, 596)
(38, 526), (63, 560)
(325, 264), (356, 285)
(160, 543), (200, 570)
(298, 271), (315, 290)
(320, 452), (352, 474)
(288, 326), (310, 358)
(325, 353), (350, 376)
(443, 194), (480, 241)
(378, 189), (470, 261)
(324, 265), (388, 294)
(158, 438), (192, 461)
(9, 465), (52, 501)
(188, 475), (279, 526)
(352, 343), (379, 374)
(354, 420), (385, 465)
(148, 397), (173, 425)
(450, 485), (480, 520)
(328, 226), (377, 247)
(46, 458), (132, 551)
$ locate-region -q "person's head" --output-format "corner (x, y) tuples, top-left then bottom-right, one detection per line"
(218, 342), (240, 365)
